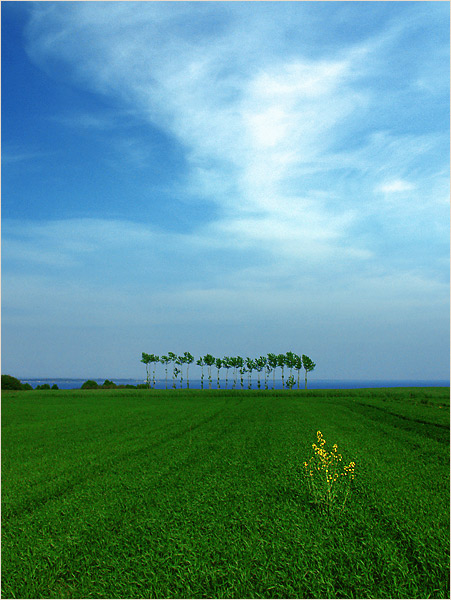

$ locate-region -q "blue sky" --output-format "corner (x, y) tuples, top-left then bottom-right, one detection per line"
(2, 1), (449, 380)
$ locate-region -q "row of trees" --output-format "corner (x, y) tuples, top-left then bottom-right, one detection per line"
(141, 352), (316, 390)
(1, 375), (59, 390)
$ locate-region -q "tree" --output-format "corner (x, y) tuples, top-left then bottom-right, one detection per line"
(222, 356), (231, 389)
(102, 379), (117, 389)
(141, 352), (151, 388)
(302, 355), (316, 389)
(149, 354), (159, 388)
(203, 354), (216, 390)
(255, 356), (267, 389)
(267, 353), (278, 389)
(239, 365), (246, 389)
(81, 380), (99, 389)
(173, 366), (181, 389)
(235, 356), (246, 389)
(215, 357), (222, 389)
(183, 352), (194, 389)
(36, 383), (51, 390)
(277, 353), (287, 389)
(229, 357), (238, 389)
(160, 355), (170, 389)
(167, 352), (178, 389)
(286, 375), (295, 390)
(264, 357), (272, 390)
(196, 357), (205, 390)
(1, 374), (24, 390)
(245, 357), (255, 389)
(285, 351), (296, 381)
(294, 353), (303, 389)
(176, 354), (185, 389)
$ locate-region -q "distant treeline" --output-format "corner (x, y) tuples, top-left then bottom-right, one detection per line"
(1, 375), (146, 391)
(79, 380), (148, 390)
(1, 375), (60, 391)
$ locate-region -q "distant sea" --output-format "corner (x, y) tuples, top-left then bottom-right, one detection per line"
(18, 378), (450, 390)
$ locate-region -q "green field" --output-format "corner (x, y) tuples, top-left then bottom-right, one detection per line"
(2, 388), (449, 599)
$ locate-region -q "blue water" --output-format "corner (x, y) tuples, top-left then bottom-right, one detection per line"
(18, 378), (450, 390)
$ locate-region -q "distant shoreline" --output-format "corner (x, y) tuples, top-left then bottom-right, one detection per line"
(15, 378), (450, 390)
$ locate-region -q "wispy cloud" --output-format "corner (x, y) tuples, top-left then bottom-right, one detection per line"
(378, 179), (415, 194)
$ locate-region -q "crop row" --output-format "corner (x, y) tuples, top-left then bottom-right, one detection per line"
(141, 351), (316, 390)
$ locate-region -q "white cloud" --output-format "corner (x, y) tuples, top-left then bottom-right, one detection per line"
(18, 4), (449, 269)
(378, 179), (415, 194)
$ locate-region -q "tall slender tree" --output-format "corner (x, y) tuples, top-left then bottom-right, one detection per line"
(277, 353), (287, 389)
(141, 352), (151, 388)
(239, 365), (246, 389)
(264, 356), (273, 390)
(168, 352), (178, 389)
(255, 356), (266, 389)
(294, 353), (303, 389)
(183, 352), (194, 389)
(267, 353), (278, 389)
(149, 354), (159, 388)
(160, 355), (170, 389)
(285, 351), (296, 381)
(215, 357), (222, 389)
(173, 366), (181, 389)
(222, 356), (231, 389)
(245, 357), (255, 389)
(302, 355), (316, 389)
(230, 357), (239, 389)
(204, 354), (216, 390)
(235, 356), (244, 389)
(176, 354), (184, 388)
(196, 357), (205, 390)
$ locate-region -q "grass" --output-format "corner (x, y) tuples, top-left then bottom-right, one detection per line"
(1, 387), (449, 599)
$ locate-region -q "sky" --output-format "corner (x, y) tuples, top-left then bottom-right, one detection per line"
(1, 1), (449, 381)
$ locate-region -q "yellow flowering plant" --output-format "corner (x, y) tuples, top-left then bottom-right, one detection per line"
(303, 431), (355, 514)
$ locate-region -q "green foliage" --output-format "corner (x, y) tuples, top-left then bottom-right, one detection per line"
(196, 357), (205, 390)
(277, 353), (286, 388)
(203, 354), (215, 390)
(254, 356), (267, 389)
(102, 380), (117, 389)
(80, 380), (99, 389)
(302, 355), (316, 389)
(1, 375), (24, 390)
(1, 387), (449, 599)
(141, 352), (151, 387)
(286, 375), (296, 390)
(51, 384), (59, 390)
(142, 351), (316, 391)
(21, 383), (33, 391)
(160, 355), (170, 390)
(35, 384), (51, 390)
(215, 357), (222, 389)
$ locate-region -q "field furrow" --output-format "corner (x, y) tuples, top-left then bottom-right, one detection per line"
(2, 388), (449, 599)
